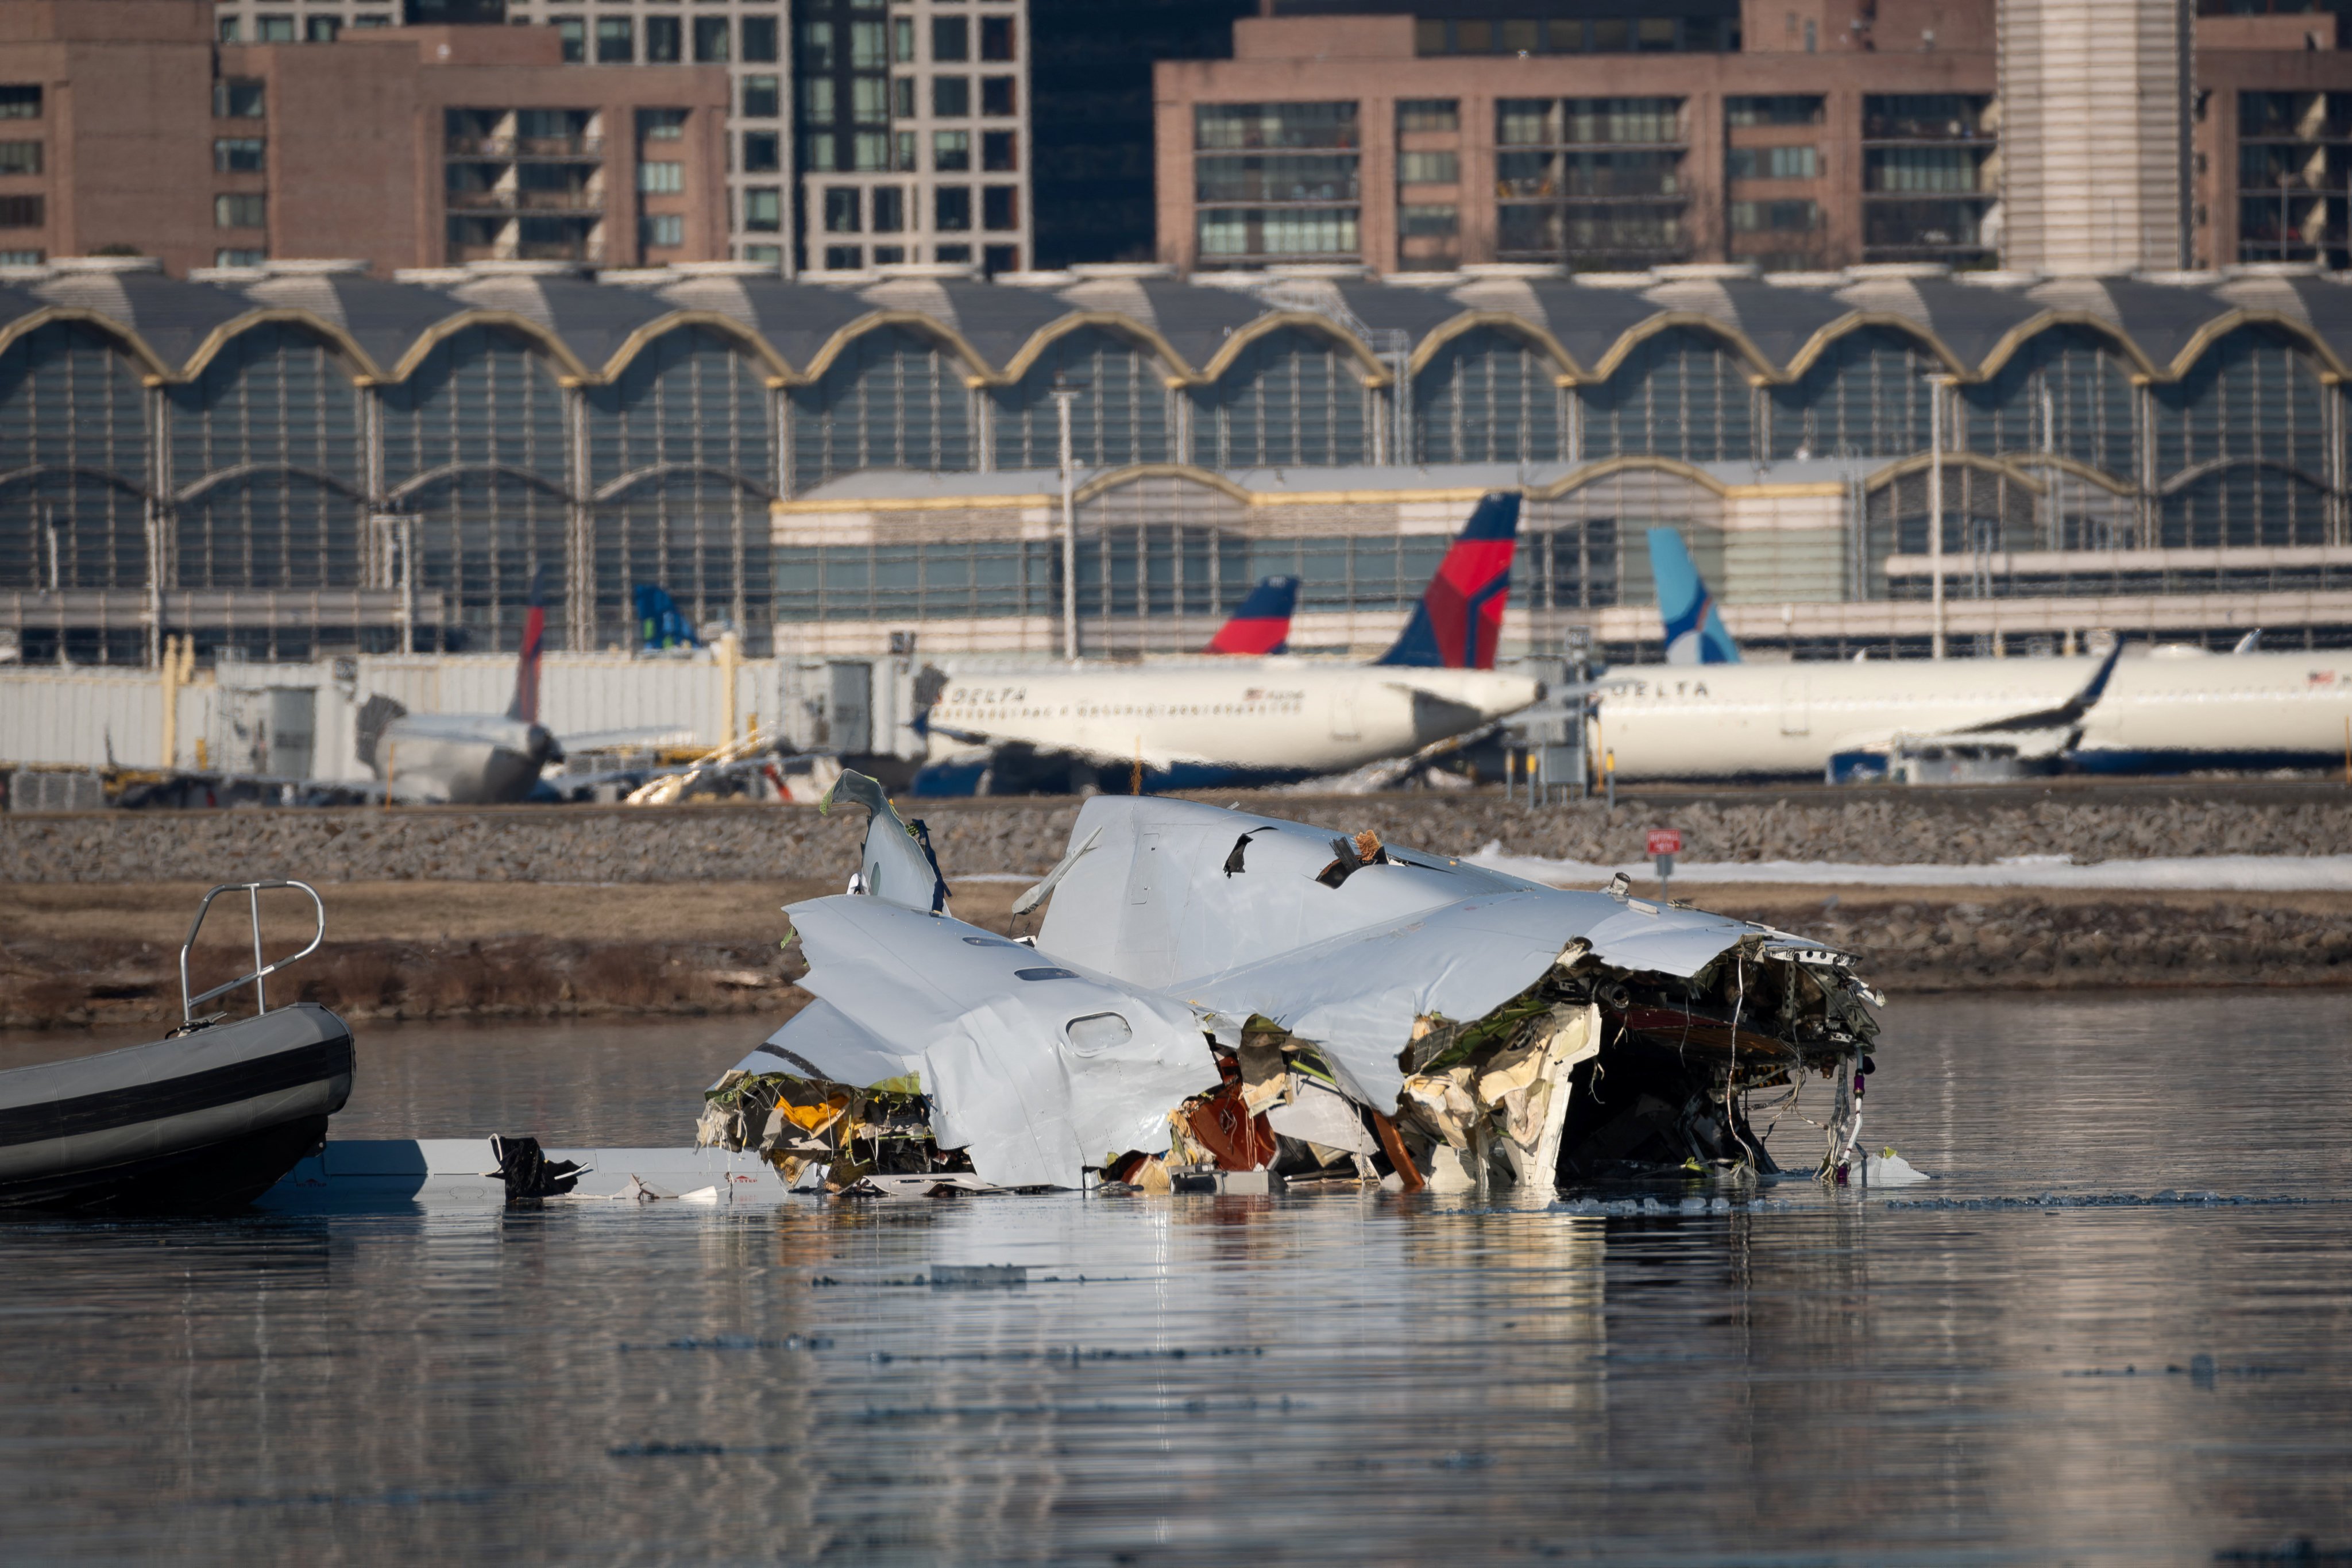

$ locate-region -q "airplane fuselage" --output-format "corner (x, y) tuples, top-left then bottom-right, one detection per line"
(1595, 651), (2352, 779)
(920, 660), (1541, 790)
(376, 713), (557, 804)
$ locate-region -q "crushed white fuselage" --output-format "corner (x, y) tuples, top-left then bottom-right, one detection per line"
(707, 782), (1883, 1194)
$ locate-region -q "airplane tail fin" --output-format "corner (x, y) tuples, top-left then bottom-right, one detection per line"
(1374, 491), (1520, 669)
(1204, 574), (1299, 655)
(633, 584), (701, 650)
(1647, 527), (1741, 665)
(507, 569), (547, 724)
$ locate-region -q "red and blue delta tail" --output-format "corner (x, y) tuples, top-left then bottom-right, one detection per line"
(1374, 491), (1520, 670)
(1204, 574), (1300, 655)
(507, 569), (548, 724)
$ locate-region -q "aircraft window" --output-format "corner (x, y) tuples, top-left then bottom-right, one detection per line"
(1014, 966), (1077, 981)
(1064, 1011), (1132, 1056)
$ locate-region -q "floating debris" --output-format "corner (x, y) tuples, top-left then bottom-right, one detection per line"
(700, 775), (1887, 1196)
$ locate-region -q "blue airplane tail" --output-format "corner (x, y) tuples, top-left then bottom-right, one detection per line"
(1646, 527), (1740, 665)
(634, 584), (701, 651)
(1375, 492), (1521, 669)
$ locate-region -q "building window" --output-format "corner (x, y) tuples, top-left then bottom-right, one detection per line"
(214, 79), (266, 118)
(933, 76), (970, 118)
(1397, 150), (1457, 184)
(853, 76), (890, 121)
(1730, 199), (1820, 232)
(934, 130), (970, 171)
(554, 17), (585, 61)
(741, 74), (779, 118)
(873, 186), (905, 231)
(980, 76), (1015, 117)
(936, 243), (971, 262)
(824, 244), (864, 269)
(639, 160), (683, 193)
(982, 185), (1018, 230)
(744, 186), (782, 231)
(984, 242), (1018, 273)
(893, 17), (914, 62)
(802, 79), (835, 122)
(693, 16), (729, 61)
(893, 131), (917, 170)
(352, 14), (391, 30)
(640, 109), (686, 141)
(0, 141), (42, 175)
(1727, 95), (1823, 127)
(853, 132), (890, 169)
(597, 18), (633, 61)
(214, 192), (267, 229)
(641, 213), (685, 249)
(979, 15), (1014, 60)
(744, 244), (782, 264)
(741, 16), (778, 63)
(932, 15), (969, 60)
(742, 130), (780, 172)
(1196, 102), (1358, 150)
(1196, 207), (1357, 258)
(935, 186), (972, 230)
(0, 249), (44, 265)
(215, 248), (266, 267)
(213, 138), (265, 173)
(0, 87), (42, 122)
(218, 17), (241, 41)
(982, 129), (1017, 172)
(850, 19), (886, 67)
(257, 15), (296, 42)
(803, 134), (837, 171)
(1728, 145), (1818, 180)
(1396, 99), (1458, 133)
(892, 76), (915, 118)
(0, 195), (44, 229)
(1400, 203), (1457, 235)
(305, 16), (340, 42)
(647, 16), (682, 61)
(824, 187), (862, 231)
(872, 244), (905, 264)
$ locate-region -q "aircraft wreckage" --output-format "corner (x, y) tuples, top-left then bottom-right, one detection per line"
(700, 775), (1884, 1196)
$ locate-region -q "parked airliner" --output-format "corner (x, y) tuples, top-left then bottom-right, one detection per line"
(1600, 531), (2352, 779)
(912, 494), (1540, 793)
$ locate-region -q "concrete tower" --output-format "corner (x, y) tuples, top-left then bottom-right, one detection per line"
(1999, 0), (2195, 272)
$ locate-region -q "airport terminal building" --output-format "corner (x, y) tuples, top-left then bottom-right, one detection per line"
(6, 252), (2352, 666)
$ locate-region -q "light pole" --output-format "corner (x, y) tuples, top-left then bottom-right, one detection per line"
(1049, 373), (1087, 661)
(1925, 373), (1955, 660)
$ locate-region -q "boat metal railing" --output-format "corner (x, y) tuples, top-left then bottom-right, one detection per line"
(180, 880), (326, 1022)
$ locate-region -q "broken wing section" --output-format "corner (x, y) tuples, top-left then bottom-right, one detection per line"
(728, 895), (1223, 1189)
(822, 768), (951, 913)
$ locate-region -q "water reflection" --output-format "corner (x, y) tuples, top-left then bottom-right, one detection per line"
(1, 992), (2347, 1561)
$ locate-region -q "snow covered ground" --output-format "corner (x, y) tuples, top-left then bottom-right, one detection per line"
(1464, 847), (2352, 893)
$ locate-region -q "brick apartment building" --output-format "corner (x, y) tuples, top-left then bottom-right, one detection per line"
(0, 0), (728, 275)
(1152, 0), (2352, 275)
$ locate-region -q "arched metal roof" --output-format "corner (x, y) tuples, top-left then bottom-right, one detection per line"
(8, 259), (2352, 392)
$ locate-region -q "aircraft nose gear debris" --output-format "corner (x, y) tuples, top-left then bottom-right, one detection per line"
(700, 773), (1886, 1196)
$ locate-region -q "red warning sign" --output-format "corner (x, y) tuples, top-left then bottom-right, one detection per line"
(1645, 828), (1683, 858)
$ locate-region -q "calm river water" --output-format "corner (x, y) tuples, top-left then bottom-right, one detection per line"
(2, 992), (2348, 1565)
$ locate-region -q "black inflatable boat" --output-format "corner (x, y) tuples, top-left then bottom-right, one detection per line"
(0, 881), (356, 1213)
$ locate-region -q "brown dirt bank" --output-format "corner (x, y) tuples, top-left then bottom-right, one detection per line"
(3, 879), (2346, 1030)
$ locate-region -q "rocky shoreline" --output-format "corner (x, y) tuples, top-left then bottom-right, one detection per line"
(5, 786), (2351, 885)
